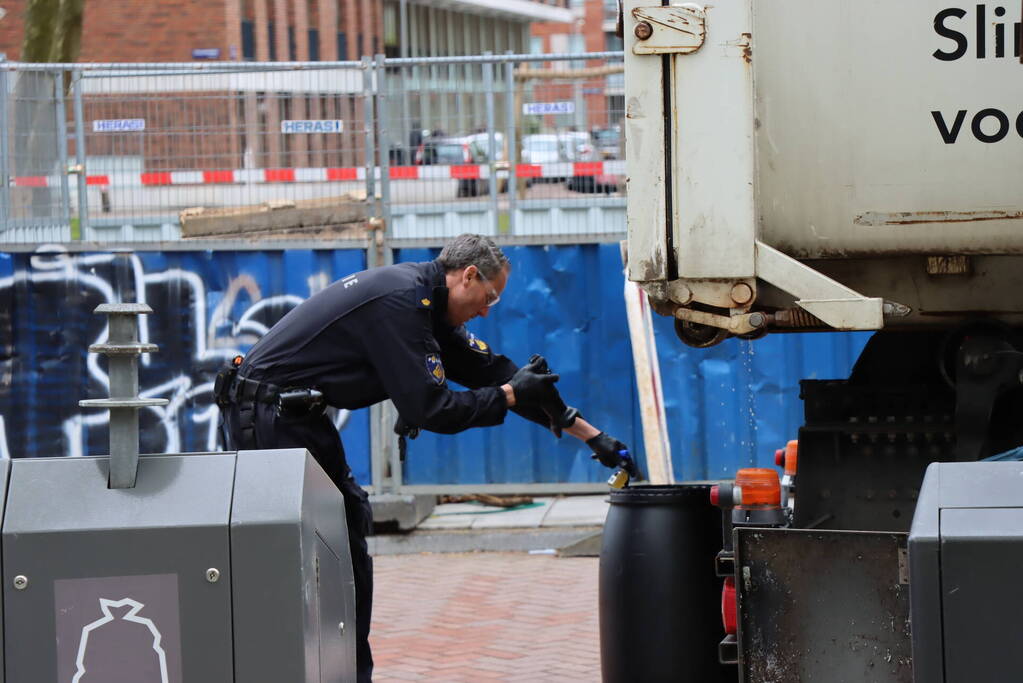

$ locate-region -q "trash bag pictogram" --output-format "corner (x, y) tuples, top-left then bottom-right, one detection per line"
(72, 597), (169, 683)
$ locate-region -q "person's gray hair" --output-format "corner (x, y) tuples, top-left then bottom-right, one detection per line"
(437, 234), (510, 279)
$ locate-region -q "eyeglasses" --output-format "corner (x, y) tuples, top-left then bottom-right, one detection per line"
(475, 267), (501, 307)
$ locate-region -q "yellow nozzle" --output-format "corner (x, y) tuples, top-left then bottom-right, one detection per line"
(607, 469), (630, 489)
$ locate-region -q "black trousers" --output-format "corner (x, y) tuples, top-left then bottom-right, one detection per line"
(222, 399), (374, 683)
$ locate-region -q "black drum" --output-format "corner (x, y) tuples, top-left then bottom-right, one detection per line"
(599, 484), (734, 683)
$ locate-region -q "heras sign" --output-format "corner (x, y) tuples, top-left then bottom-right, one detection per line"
(281, 120), (344, 134)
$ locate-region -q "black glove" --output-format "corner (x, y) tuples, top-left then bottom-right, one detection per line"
(509, 356), (560, 407)
(524, 354), (578, 437)
(587, 432), (643, 480)
(393, 415), (420, 440)
(393, 415), (419, 463)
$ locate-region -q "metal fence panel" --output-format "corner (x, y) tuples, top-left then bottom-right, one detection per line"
(381, 53), (625, 243)
(3, 69), (73, 242)
(1, 53), (626, 248)
(2, 61), (373, 244)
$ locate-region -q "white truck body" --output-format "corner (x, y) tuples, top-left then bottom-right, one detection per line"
(625, 0), (1023, 335)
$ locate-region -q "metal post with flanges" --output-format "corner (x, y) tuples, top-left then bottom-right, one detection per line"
(78, 303), (168, 488)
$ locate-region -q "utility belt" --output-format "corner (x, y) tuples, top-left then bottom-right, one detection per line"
(214, 360), (325, 417)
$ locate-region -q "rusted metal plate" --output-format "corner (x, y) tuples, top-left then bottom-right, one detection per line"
(631, 6), (706, 55)
(735, 528), (912, 683)
(854, 210), (1023, 227)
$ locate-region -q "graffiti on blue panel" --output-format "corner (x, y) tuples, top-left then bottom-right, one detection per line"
(0, 246), (366, 471)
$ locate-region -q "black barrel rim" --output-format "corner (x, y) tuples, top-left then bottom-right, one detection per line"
(609, 483), (715, 505)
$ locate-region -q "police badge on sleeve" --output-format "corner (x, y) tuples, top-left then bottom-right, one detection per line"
(467, 333), (489, 355)
(425, 353), (446, 385)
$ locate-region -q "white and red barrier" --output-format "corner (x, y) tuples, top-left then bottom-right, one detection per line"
(10, 160), (625, 189)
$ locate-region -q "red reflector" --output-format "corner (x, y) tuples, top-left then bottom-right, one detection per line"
(710, 485), (720, 507)
(774, 448), (785, 467)
(722, 577), (737, 635)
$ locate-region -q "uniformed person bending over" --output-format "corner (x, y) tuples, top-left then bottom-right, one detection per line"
(218, 233), (633, 682)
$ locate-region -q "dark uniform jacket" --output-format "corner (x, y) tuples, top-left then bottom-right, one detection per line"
(238, 258), (548, 434)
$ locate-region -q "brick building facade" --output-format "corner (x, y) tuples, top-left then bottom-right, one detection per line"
(529, 0), (622, 131)
(0, 0), (581, 174)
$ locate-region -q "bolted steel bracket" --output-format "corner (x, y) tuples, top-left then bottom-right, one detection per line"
(79, 303), (168, 489)
(673, 306), (765, 336)
(631, 5), (706, 55)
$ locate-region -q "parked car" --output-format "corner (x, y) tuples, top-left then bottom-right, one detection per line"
(592, 126), (621, 159)
(413, 135), (507, 198)
(521, 133), (580, 184)
(464, 132), (506, 162)
(520, 134), (565, 165)
(565, 132), (620, 194)
(413, 136), (473, 166)
(559, 131), (596, 162)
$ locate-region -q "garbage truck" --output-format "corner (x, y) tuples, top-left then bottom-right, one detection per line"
(620, 0), (1023, 680)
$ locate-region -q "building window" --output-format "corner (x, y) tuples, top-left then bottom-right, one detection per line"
(384, 3), (398, 54)
(338, 32), (347, 60)
(530, 36), (544, 55)
(241, 20), (255, 61)
(308, 29), (320, 61)
(569, 32), (585, 68)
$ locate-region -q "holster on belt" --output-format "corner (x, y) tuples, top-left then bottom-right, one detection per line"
(214, 355), (245, 407)
(213, 366), (238, 407)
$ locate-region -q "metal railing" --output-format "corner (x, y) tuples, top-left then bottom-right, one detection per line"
(0, 52), (626, 247)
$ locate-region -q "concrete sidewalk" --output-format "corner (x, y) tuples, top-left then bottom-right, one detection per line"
(418, 495), (610, 530)
(371, 552), (601, 682)
(369, 494), (611, 555)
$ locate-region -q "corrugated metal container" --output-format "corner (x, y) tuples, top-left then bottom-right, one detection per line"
(0, 244), (869, 486)
(397, 245), (869, 483)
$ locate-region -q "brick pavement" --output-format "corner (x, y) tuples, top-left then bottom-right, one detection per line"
(371, 552), (601, 682)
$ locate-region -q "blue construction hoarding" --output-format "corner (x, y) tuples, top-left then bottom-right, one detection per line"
(0, 244), (869, 486)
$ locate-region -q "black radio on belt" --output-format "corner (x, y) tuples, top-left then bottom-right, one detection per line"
(277, 388), (325, 416)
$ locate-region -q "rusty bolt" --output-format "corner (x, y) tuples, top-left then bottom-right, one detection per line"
(634, 21), (653, 40)
(673, 284), (693, 305)
(730, 282), (754, 305)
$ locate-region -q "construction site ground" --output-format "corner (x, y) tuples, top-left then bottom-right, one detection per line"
(370, 494), (607, 681)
